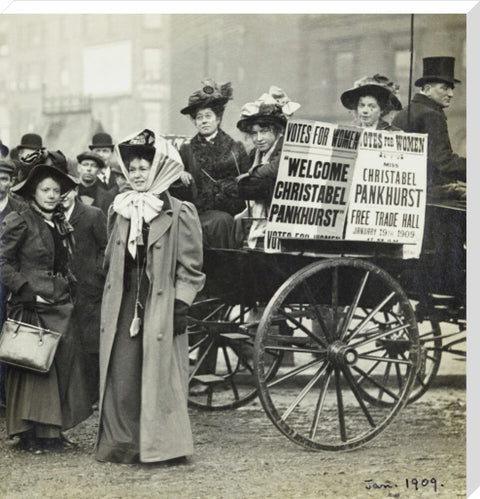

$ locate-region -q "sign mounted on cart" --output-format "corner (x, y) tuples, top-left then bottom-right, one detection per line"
(265, 119), (427, 258)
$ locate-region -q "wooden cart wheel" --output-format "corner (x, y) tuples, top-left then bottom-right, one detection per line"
(254, 257), (420, 451)
(187, 297), (284, 411)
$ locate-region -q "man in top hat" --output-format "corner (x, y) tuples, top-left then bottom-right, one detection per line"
(393, 56), (466, 197)
(76, 151), (115, 216)
(393, 57), (465, 307)
(89, 132), (119, 194)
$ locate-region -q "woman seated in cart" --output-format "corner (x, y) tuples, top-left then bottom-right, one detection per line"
(177, 79), (250, 249)
(340, 73), (402, 131)
(234, 86), (300, 248)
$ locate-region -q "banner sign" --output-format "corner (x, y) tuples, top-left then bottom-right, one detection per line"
(265, 120), (358, 250)
(345, 126), (427, 258)
(265, 119), (427, 258)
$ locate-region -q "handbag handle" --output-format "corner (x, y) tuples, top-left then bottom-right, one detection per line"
(6, 318), (57, 345)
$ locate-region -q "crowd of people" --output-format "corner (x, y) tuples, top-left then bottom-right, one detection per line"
(0, 56), (466, 464)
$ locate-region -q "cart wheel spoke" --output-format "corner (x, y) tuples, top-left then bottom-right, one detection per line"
(309, 366), (333, 439)
(351, 365), (400, 401)
(342, 366), (376, 427)
(334, 368), (347, 442)
(281, 362), (328, 421)
(267, 358), (325, 388)
(277, 308), (328, 348)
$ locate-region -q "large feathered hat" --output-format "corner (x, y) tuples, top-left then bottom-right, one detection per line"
(180, 78), (233, 117)
(236, 86), (301, 133)
(340, 74), (402, 111)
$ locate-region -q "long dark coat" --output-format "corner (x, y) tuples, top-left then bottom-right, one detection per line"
(179, 129), (250, 215)
(0, 208), (92, 435)
(97, 194), (205, 462)
(69, 199), (107, 353)
(392, 93), (466, 185)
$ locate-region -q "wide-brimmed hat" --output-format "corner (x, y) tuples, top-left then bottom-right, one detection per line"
(414, 56), (461, 87)
(0, 159), (15, 176)
(180, 78), (233, 117)
(77, 151), (105, 170)
(0, 140), (8, 157)
(236, 86), (301, 133)
(89, 132), (114, 150)
(17, 133), (44, 150)
(11, 163), (78, 198)
(341, 74), (402, 111)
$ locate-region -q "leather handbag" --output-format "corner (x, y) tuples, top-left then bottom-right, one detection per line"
(0, 315), (62, 374)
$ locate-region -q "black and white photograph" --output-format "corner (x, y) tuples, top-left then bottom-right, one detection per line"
(0, 2), (475, 497)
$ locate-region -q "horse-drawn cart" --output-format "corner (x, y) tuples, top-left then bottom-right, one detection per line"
(185, 120), (466, 452)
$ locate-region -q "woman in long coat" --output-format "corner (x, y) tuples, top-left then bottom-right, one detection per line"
(95, 129), (205, 464)
(0, 164), (92, 453)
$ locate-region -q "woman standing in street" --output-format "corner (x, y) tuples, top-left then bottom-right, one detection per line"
(95, 129), (205, 464)
(0, 164), (92, 454)
(178, 79), (250, 248)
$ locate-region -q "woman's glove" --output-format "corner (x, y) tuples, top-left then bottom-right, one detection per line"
(173, 299), (190, 336)
(15, 283), (36, 308)
(238, 176), (275, 201)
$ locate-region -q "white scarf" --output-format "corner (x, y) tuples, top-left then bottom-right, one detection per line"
(113, 130), (183, 257)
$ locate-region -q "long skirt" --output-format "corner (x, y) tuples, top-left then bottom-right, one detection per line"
(5, 301), (92, 438)
(200, 210), (234, 249)
(95, 266), (145, 463)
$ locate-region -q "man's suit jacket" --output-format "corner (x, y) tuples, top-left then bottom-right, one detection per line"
(69, 199), (108, 352)
(69, 199), (107, 293)
(78, 181), (115, 217)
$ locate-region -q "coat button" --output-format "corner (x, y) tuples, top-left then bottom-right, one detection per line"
(116, 239), (121, 245)
(100, 327), (104, 333)
(155, 243), (161, 248)
(47, 271), (52, 276)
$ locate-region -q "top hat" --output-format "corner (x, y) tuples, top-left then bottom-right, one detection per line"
(180, 78), (233, 117)
(77, 151), (105, 170)
(341, 74), (402, 111)
(11, 163), (78, 198)
(0, 159), (15, 176)
(236, 86), (301, 133)
(89, 132), (114, 150)
(0, 140), (9, 157)
(415, 57), (461, 87)
(17, 133), (44, 150)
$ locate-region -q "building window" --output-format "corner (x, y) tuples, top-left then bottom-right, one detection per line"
(143, 48), (163, 82)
